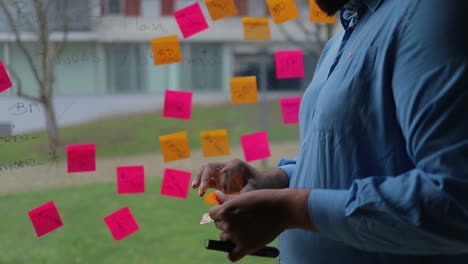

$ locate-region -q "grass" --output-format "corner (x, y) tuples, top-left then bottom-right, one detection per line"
(0, 180), (278, 264)
(0, 102), (299, 163)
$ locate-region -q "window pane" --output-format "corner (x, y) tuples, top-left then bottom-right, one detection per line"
(108, 0), (122, 14)
(105, 44), (144, 93)
(181, 44), (223, 91)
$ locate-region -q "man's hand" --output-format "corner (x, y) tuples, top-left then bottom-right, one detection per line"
(192, 159), (268, 196)
(209, 189), (316, 262)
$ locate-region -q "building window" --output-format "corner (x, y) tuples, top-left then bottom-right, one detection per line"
(102, 0), (141, 16)
(105, 44), (145, 94)
(161, 0), (175, 16)
(236, 0), (249, 16)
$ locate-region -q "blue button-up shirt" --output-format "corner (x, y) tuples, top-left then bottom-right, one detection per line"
(276, 0), (468, 263)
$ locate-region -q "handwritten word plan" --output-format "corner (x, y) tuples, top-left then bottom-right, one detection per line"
(159, 131), (191, 162)
(205, 0), (238, 21)
(116, 166), (145, 194)
(200, 129), (230, 157)
(160, 168), (192, 199)
(174, 3), (209, 38)
(151, 35), (183, 65)
(243, 18), (271, 41)
(104, 207), (140, 241)
(280, 97), (302, 124)
(163, 90), (193, 120)
(266, 0), (300, 24)
(240, 131), (272, 162)
(309, 0), (336, 23)
(275, 50), (305, 79)
(28, 201), (64, 237)
(67, 144), (96, 173)
(230, 76), (259, 104)
(0, 61), (13, 93)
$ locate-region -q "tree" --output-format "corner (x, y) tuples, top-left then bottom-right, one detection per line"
(0, 0), (96, 145)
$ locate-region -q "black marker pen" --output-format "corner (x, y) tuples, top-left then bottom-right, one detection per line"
(205, 239), (279, 258)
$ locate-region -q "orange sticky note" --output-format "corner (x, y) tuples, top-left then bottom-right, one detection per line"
(151, 35), (183, 65)
(243, 17), (271, 41)
(230, 76), (258, 104)
(205, 0), (238, 21)
(159, 131), (191, 162)
(309, 0), (336, 23)
(200, 129), (230, 157)
(204, 192), (220, 205)
(266, 0), (300, 24)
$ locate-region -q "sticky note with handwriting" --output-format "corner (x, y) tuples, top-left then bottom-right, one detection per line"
(280, 97), (302, 124)
(28, 201), (64, 237)
(117, 166), (145, 194)
(230, 76), (258, 104)
(204, 191), (220, 205)
(205, 0), (238, 21)
(151, 36), (183, 65)
(174, 3), (209, 39)
(243, 18), (271, 41)
(275, 50), (304, 79)
(309, 0), (336, 23)
(159, 131), (191, 162)
(67, 144), (96, 173)
(163, 90), (193, 120)
(160, 168), (192, 199)
(266, 0), (300, 24)
(200, 129), (230, 157)
(103, 207), (140, 241)
(240, 131), (272, 162)
(0, 61), (13, 93)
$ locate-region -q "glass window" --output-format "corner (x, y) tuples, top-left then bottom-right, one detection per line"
(107, 0), (123, 14)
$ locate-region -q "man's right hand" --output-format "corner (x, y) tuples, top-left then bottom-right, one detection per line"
(192, 159), (289, 196)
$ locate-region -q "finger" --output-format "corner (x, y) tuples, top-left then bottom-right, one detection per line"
(214, 220), (225, 231)
(209, 204), (222, 221)
(219, 160), (244, 194)
(228, 246), (247, 262)
(240, 183), (255, 193)
(199, 163), (222, 196)
(192, 165), (205, 189)
(220, 232), (231, 241)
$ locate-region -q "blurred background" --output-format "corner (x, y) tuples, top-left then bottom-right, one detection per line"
(0, 0), (336, 263)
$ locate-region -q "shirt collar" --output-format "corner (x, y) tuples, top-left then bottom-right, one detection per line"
(361, 0), (384, 12)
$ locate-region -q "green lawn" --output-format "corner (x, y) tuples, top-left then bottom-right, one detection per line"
(0, 102), (299, 163)
(0, 180), (278, 264)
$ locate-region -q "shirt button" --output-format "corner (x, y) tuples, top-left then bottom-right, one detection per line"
(347, 52), (353, 59)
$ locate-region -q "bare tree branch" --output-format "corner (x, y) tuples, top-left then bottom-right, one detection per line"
(5, 64), (41, 101)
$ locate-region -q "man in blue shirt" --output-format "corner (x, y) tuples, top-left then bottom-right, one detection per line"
(192, 0), (468, 263)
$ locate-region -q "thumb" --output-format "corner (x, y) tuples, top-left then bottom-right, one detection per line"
(215, 190), (234, 204)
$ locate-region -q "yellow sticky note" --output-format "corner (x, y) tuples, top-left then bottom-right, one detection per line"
(230, 76), (258, 104)
(151, 35), (183, 65)
(266, 0), (300, 24)
(159, 131), (190, 162)
(309, 0), (336, 23)
(200, 129), (230, 157)
(243, 17), (271, 41)
(205, 0), (238, 21)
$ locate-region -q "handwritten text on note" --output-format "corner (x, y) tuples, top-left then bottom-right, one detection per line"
(28, 201), (64, 237)
(230, 76), (259, 104)
(205, 0), (238, 21)
(240, 131), (272, 162)
(174, 3), (209, 39)
(0, 61), (13, 93)
(242, 17), (271, 40)
(159, 132), (191, 162)
(275, 50), (305, 79)
(163, 90), (193, 120)
(67, 144), (96, 173)
(151, 36), (183, 65)
(200, 129), (230, 157)
(104, 207), (140, 241)
(117, 166), (145, 194)
(266, 0), (300, 24)
(280, 97), (302, 124)
(160, 168), (192, 199)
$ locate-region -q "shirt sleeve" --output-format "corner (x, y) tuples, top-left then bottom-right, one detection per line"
(308, 0), (468, 254)
(275, 157), (297, 182)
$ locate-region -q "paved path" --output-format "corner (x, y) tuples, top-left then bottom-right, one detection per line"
(0, 141), (299, 195)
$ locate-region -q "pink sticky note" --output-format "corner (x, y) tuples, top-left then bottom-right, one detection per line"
(280, 97), (302, 124)
(28, 201), (64, 237)
(163, 90), (193, 120)
(103, 207), (140, 241)
(67, 144), (96, 173)
(160, 168), (192, 199)
(0, 61), (13, 93)
(275, 50), (305, 79)
(117, 166), (145, 194)
(174, 3), (209, 38)
(240, 131), (272, 162)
